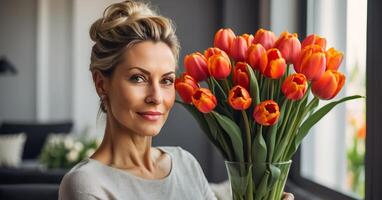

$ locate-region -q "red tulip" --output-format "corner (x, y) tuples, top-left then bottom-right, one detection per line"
(281, 73), (308, 100)
(312, 70), (346, 100)
(192, 88), (217, 113)
(325, 47), (344, 71)
(208, 52), (232, 80)
(228, 85), (252, 110)
(247, 44), (268, 71)
(301, 34), (327, 50)
(253, 29), (276, 50)
(274, 31), (301, 65)
(233, 62), (250, 90)
(260, 48), (286, 79)
(175, 73), (199, 104)
(214, 28), (236, 53)
(253, 100), (280, 126)
(294, 45), (326, 81)
(229, 36), (249, 62)
(184, 52), (209, 82)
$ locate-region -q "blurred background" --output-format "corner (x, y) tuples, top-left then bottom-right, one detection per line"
(0, 0), (371, 200)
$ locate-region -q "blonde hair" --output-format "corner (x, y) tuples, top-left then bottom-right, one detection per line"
(89, 0), (180, 113)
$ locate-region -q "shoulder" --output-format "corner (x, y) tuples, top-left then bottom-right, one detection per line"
(59, 159), (100, 199)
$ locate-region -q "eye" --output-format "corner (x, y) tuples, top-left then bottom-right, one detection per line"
(162, 77), (175, 85)
(130, 74), (146, 83)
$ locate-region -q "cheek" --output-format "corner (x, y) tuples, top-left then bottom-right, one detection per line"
(164, 88), (176, 110)
(111, 81), (144, 112)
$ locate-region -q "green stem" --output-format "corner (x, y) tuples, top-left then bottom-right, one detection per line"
(242, 110), (252, 163)
(301, 96), (319, 119)
(280, 99), (306, 160)
(241, 109), (253, 200)
(276, 100), (292, 146)
(270, 79), (275, 100)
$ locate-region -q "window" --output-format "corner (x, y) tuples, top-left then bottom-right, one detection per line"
(291, 0), (369, 199)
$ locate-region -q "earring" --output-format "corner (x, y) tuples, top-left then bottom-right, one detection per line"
(100, 94), (107, 111)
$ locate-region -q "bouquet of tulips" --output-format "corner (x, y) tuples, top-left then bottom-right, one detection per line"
(175, 28), (362, 200)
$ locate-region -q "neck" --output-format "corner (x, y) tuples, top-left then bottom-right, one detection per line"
(92, 115), (156, 172)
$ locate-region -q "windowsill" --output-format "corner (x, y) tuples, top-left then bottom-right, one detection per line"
(285, 180), (323, 200)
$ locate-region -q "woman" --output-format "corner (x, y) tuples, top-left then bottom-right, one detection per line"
(59, 1), (294, 199)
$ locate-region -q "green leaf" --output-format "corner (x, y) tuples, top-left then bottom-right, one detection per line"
(176, 100), (228, 160)
(254, 170), (270, 199)
(204, 113), (219, 140)
(203, 113), (234, 160)
(246, 64), (260, 105)
(288, 95), (364, 158)
(211, 111), (244, 162)
(252, 126), (267, 186)
(210, 77), (227, 100)
(227, 166), (249, 197)
(267, 164), (281, 190)
(266, 124), (278, 162)
(176, 100), (210, 134)
(252, 127), (267, 163)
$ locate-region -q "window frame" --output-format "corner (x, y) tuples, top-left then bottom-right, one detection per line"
(289, 0), (381, 199)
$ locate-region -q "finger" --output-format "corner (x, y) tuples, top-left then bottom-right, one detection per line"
(282, 192), (294, 200)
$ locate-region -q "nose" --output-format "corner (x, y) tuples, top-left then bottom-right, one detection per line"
(145, 81), (162, 105)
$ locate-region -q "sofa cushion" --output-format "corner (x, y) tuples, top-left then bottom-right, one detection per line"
(0, 121), (73, 159)
(0, 133), (26, 167)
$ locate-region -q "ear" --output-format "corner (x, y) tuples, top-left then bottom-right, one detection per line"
(92, 70), (110, 96)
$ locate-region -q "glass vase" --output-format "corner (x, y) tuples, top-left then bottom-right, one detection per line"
(225, 160), (292, 200)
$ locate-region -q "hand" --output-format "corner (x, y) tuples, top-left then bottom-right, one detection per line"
(282, 192), (294, 200)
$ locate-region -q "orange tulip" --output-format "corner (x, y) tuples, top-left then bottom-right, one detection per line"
(229, 36), (249, 62)
(214, 28), (236, 53)
(357, 124), (366, 140)
(253, 29), (276, 50)
(247, 44), (268, 71)
(253, 100), (280, 126)
(326, 47), (344, 71)
(175, 73), (200, 104)
(242, 33), (254, 46)
(281, 73), (308, 100)
(301, 34), (327, 50)
(191, 88), (217, 113)
(208, 52), (232, 80)
(233, 62), (250, 90)
(184, 52), (209, 82)
(274, 31), (301, 65)
(228, 85), (252, 110)
(204, 47), (230, 60)
(311, 70), (346, 100)
(260, 48), (286, 79)
(294, 44), (326, 81)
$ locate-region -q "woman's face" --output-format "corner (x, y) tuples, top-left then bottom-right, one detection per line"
(104, 41), (176, 137)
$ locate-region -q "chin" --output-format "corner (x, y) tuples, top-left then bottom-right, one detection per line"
(136, 126), (163, 137)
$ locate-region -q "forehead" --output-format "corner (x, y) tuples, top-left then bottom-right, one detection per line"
(119, 41), (176, 73)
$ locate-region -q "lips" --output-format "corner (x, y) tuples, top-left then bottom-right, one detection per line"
(137, 111), (163, 121)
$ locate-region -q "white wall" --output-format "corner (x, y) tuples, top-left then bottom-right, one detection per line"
(71, 0), (121, 135)
(1, 0), (121, 135)
(0, 0), (37, 121)
(36, 0), (72, 122)
(270, 0), (299, 36)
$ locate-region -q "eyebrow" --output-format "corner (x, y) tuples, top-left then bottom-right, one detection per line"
(127, 66), (175, 77)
